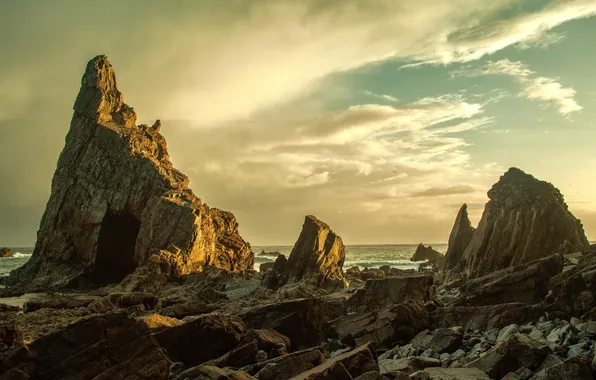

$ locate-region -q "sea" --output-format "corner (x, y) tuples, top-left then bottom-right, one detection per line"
(0, 244), (445, 277)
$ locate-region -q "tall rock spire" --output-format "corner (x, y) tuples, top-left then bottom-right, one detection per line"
(6, 55), (253, 291)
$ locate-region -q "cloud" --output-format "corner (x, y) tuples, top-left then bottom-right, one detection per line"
(454, 59), (582, 116)
(516, 31), (567, 49)
(364, 91), (400, 103)
(1, 0), (594, 244)
(522, 76), (583, 115)
(409, 185), (477, 198)
(161, 90), (502, 243)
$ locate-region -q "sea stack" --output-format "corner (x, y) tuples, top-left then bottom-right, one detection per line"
(410, 243), (443, 263)
(281, 215), (347, 289)
(0, 247), (14, 258)
(439, 204), (475, 280)
(460, 167), (588, 279)
(6, 55), (253, 291)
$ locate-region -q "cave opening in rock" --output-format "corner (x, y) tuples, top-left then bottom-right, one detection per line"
(93, 212), (140, 284)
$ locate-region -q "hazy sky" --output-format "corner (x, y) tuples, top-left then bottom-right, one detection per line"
(1, 0), (596, 246)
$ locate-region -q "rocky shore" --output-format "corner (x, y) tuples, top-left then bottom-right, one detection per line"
(1, 56), (595, 380)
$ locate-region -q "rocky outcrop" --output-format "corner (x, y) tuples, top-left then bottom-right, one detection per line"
(439, 204), (474, 279)
(237, 298), (327, 348)
(330, 301), (428, 347)
(346, 275), (434, 312)
(0, 313), (170, 379)
(465, 333), (549, 379)
(281, 215), (347, 289)
(6, 55), (253, 291)
(0, 248), (14, 258)
(458, 253), (563, 306)
(154, 314), (247, 366)
(431, 303), (544, 331)
(410, 244), (442, 263)
(548, 251), (596, 317)
(460, 168), (588, 279)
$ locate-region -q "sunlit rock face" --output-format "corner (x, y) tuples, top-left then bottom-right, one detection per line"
(460, 167), (588, 279)
(7, 55), (253, 291)
(281, 215), (347, 289)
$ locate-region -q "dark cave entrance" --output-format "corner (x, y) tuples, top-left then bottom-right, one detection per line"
(92, 212), (140, 284)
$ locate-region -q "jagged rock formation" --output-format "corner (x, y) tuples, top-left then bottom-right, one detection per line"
(410, 243), (443, 263)
(6, 55), (253, 291)
(460, 168), (588, 279)
(439, 204), (474, 279)
(0, 248), (14, 258)
(281, 215), (347, 289)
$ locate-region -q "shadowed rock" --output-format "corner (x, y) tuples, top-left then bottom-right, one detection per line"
(0, 248), (14, 258)
(439, 204), (474, 279)
(410, 244), (443, 263)
(281, 215), (347, 289)
(460, 168), (588, 279)
(6, 55), (253, 291)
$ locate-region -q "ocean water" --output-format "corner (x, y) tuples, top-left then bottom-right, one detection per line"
(253, 244), (447, 271)
(0, 247), (34, 277)
(0, 244), (446, 277)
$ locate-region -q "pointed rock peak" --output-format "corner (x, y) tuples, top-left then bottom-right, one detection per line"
(489, 167), (561, 205)
(73, 55), (136, 127)
(281, 215), (347, 289)
(455, 203), (471, 224)
(305, 215), (331, 230)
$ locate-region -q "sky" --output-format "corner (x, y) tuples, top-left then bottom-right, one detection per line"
(1, 0), (595, 246)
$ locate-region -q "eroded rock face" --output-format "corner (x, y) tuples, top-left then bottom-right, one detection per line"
(410, 244), (442, 263)
(548, 251), (596, 316)
(461, 168), (588, 279)
(281, 215), (347, 289)
(346, 275), (434, 312)
(439, 204), (474, 279)
(458, 253), (563, 306)
(0, 313), (170, 380)
(6, 55), (253, 291)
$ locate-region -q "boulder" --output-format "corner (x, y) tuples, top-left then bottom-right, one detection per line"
(281, 215), (347, 289)
(136, 313), (184, 331)
(458, 254), (563, 306)
(0, 248), (14, 258)
(292, 343), (378, 380)
(439, 204), (475, 280)
(548, 251), (596, 316)
(460, 168), (588, 279)
(6, 55), (253, 292)
(160, 301), (220, 319)
(209, 341), (261, 368)
(0, 313), (170, 379)
(379, 356), (440, 375)
(22, 295), (97, 313)
(330, 301), (428, 347)
(411, 368), (489, 379)
(240, 329), (291, 357)
(262, 254), (288, 289)
(466, 333), (550, 379)
(347, 275), (434, 312)
(241, 347), (326, 379)
(407, 327), (463, 354)
(154, 314), (246, 366)
(173, 366), (256, 380)
(237, 298), (327, 348)
(410, 244), (443, 263)
(431, 303), (543, 331)
(531, 357), (594, 379)
(260, 262), (275, 272)
(0, 320), (22, 352)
